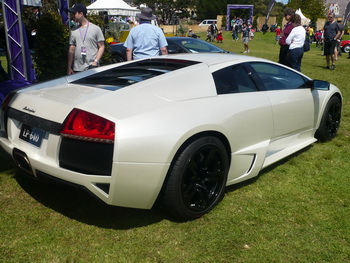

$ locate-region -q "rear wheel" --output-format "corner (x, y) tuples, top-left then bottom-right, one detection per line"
(163, 136), (229, 220)
(315, 96), (341, 142)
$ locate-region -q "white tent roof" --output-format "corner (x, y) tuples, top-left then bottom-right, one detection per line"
(296, 8), (310, 25)
(0, 0), (41, 6)
(87, 0), (139, 16)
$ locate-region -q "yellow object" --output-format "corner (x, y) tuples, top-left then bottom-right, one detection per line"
(106, 37), (114, 43)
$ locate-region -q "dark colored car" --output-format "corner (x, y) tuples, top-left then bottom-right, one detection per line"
(110, 36), (233, 63)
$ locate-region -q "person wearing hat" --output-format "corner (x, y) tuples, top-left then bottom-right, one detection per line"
(124, 7), (168, 60)
(67, 3), (105, 74)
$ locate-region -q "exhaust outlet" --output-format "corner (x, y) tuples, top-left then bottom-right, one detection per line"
(12, 148), (34, 176)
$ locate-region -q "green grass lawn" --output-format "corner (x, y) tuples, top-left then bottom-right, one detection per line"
(1, 32), (350, 262)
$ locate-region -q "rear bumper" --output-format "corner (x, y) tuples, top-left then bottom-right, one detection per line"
(0, 135), (169, 209)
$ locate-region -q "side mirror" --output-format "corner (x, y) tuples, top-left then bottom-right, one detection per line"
(311, 80), (330, 90)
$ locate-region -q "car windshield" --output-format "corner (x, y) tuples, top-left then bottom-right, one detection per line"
(173, 39), (225, 53)
(71, 58), (200, 90)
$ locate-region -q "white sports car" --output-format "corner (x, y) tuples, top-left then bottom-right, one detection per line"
(0, 54), (342, 219)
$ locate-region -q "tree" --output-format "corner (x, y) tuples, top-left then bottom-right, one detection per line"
(287, 0), (325, 23)
(32, 10), (69, 81)
(195, 0), (227, 20)
(133, 0), (197, 24)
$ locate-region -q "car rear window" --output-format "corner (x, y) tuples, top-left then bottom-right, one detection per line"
(71, 58), (200, 90)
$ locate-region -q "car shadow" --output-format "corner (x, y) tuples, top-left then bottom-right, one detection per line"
(14, 172), (166, 229)
(2, 145), (312, 228)
(0, 149), (165, 229)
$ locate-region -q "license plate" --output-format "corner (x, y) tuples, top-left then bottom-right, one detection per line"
(19, 124), (45, 147)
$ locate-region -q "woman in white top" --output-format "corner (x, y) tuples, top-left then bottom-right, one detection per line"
(286, 14), (305, 72)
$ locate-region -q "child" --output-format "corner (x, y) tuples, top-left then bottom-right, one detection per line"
(275, 26), (281, 44)
(216, 30), (223, 43)
(205, 26), (212, 41)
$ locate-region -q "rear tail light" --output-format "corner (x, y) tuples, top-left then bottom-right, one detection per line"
(60, 109), (115, 143)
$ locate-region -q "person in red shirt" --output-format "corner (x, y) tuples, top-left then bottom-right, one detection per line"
(278, 8), (295, 67)
(275, 26), (281, 44)
(216, 30), (223, 43)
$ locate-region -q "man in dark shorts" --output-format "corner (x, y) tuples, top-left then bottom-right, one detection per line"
(323, 14), (341, 70)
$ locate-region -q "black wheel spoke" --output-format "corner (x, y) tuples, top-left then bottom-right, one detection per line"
(315, 97), (341, 142)
(181, 144), (227, 211)
(164, 136), (229, 219)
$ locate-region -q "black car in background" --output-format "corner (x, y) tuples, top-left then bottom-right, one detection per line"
(110, 37), (233, 63)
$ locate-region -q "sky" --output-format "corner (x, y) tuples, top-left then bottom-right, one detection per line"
(276, 0), (289, 4)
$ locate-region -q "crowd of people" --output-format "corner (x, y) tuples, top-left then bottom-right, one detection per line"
(278, 8), (345, 72)
(66, 3), (347, 75)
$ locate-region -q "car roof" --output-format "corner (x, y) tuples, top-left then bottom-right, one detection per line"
(166, 37), (195, 41)
(158, 53), (270, 67)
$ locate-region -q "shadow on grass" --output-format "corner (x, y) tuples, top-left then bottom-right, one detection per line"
(3, 144), (312, 228)
(14, 171), (167, 229)
(15, 171), (164, 229)
(0, 149), (165, 229)
(0, 148), (16, 173)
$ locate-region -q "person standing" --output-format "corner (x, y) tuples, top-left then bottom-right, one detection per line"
(210, 22), (218, 42)
(205, 26), (212, 41)
(124, 7), (168, 60)
(275, 26), (281, 44)
(334, 17), (344, 61)
(67, 3), (105, 74)
(241, 22), (251, 53)
(216, 30), (223, 43)
(232, 23), (238, 41)
(286, 14), (305, 72)
(278, 8), (295, 67)
(323, 14), (340, 70)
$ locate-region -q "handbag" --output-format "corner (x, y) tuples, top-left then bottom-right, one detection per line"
(303, 34), (310, 52)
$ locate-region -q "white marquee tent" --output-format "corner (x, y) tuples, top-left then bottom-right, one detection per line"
(87, 0), (139, 16)
(296, 8), (310, 25)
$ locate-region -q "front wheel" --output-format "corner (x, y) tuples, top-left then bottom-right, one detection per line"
(163, 136), (229, 220)
(342, 44), (350, 53)
(315, 96), (341, 142)
(112, 55), (125, 63)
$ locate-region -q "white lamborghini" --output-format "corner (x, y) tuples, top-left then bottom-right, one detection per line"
(0, 54), (342, 219)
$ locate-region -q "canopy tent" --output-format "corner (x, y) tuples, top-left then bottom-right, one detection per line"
(87, 0), (139, 16)
(0, 0), (41, 5)
(296, 8), (310, 25)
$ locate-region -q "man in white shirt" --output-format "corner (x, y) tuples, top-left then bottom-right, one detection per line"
(124, 8), (168, 60)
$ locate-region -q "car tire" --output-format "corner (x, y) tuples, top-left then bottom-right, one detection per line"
(163, 136), (229, 220)
(343, 44), (350, 53)
(112, 55), (125, 63)
(315, 96), (341, 142)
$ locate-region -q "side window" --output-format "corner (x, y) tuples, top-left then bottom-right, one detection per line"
(250, 62), (307, 91)
(213, 64), (258, 95)
(167, 43), (185, 54)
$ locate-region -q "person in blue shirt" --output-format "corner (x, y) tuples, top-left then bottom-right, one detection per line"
(124, 8), (168, 60)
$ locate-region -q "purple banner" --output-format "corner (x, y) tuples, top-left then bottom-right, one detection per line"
(3, 0), (35, 82)
(58, 0), (69, 24)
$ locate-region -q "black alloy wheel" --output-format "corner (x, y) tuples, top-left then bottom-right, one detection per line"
(315, 96), (341, 142)
(164, 136), (229, 220)
(112, 55), (125, 63)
